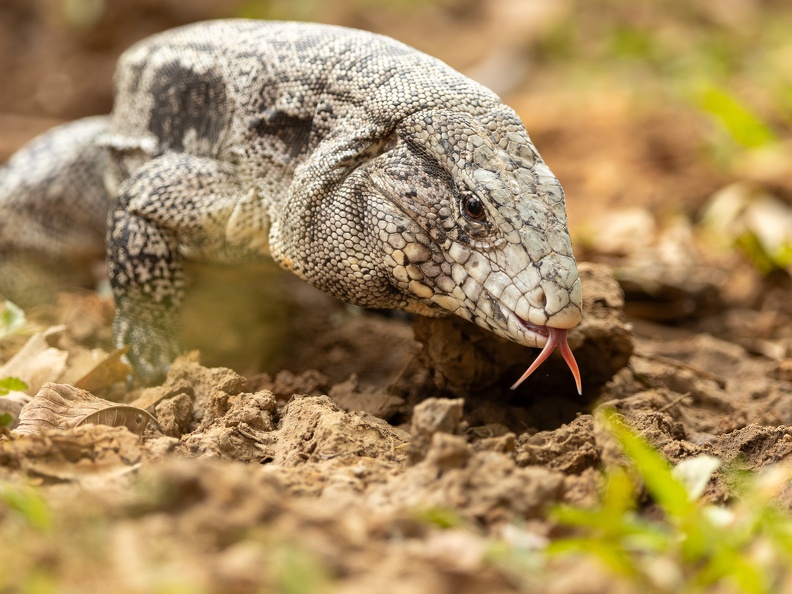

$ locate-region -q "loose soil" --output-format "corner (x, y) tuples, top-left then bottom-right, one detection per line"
(1, 2), (792, 593)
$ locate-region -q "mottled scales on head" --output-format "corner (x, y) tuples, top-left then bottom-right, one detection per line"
(372, 108), (581, 348)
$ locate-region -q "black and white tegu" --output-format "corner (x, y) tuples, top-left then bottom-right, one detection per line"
(0, 20), (583, 389)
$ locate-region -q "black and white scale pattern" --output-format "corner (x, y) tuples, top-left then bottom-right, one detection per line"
(0, 20), (582, 383)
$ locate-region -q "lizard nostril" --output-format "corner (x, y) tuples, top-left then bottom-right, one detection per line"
(536, 288), (547, 309)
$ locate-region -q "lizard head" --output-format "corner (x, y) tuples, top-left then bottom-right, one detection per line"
(362, 108), (583, 390)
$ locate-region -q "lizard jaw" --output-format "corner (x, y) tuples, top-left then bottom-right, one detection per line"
(511, 314), (582, 395)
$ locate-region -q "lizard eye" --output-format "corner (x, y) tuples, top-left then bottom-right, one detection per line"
(461, 194), (486, 222)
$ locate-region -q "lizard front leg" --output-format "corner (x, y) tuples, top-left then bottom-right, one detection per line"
(107, 152), (262, 384)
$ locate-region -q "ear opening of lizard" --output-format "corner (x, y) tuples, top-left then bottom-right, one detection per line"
(0, 20), (583, 390)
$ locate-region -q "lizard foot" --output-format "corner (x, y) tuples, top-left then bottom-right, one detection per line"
(114, 314), (182, 386)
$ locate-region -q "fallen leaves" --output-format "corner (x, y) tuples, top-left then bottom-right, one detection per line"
(14, 383), (155, 436)
(0, 329), (68, 394)
(0, 297), (136, 430)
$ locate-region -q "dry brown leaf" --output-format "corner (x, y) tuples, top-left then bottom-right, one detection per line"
(0, 331), (68, 392)
(73, 345), (132, 392)
(76, 406), (154, 433)
(58, 348), (107, 386)
(14, 383), (156, 436)
(128, 387), (170, 411)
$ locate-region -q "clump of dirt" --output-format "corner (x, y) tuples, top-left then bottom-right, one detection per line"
(0, 424), (142, 479)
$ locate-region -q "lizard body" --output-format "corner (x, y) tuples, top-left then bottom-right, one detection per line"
(0, 20), (582, 387)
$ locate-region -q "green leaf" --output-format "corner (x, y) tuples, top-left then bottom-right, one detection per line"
(0, 482), (52, 532)
(608, 25), (655, 61)
(0, 301), (26, 339)
(0, 413), (12, 427)
(272, 543), (330, 594)
(696, 84), (777, 149)
(735, 230), (792, 275)
(697, 548), (768, 594)
(413, 506), (465, 529)
(548, 537), (636, 577)
(552, 505), (609, 530)
(602, 466), (637, 521)
(0, 377), (28, 397)
(551, 468), (637, 533)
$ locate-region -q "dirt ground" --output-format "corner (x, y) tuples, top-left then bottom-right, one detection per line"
(2, 1), (792, 593)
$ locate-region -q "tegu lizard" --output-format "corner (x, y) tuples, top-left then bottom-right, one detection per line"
(0, 20), (583, 390)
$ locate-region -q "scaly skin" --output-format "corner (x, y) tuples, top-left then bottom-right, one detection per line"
(0, 20), (582, 386)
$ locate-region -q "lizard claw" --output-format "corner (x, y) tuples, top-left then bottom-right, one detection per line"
(510, 327), (582, 394)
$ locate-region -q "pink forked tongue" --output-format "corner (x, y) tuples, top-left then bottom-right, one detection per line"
(510, 328), (582, 394)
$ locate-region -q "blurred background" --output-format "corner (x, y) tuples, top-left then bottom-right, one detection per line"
(2, 0), (791, 354)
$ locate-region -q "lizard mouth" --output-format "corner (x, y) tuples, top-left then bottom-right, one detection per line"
(511, 314), (582, 395)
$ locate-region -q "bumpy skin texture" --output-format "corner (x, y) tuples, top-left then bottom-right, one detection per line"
(0, 116), (110, 304)
(0, 20), (582, 384)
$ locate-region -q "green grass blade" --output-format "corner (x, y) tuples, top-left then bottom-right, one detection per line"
(601, 409), (693, 519)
